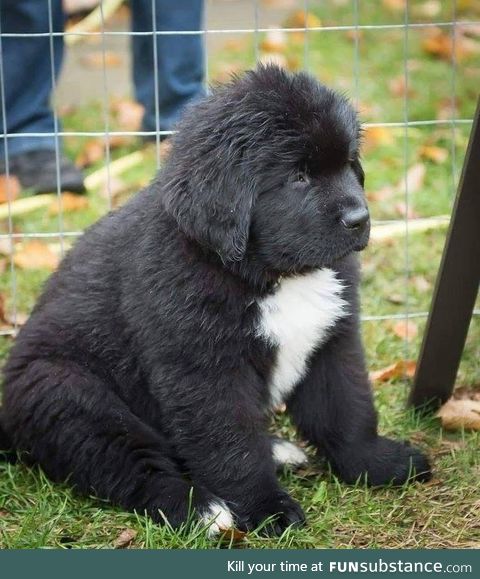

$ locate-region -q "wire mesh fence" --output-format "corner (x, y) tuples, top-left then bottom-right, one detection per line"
(0, 0), (478, 375)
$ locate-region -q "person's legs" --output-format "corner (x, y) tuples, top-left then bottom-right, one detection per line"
(0, 0), (63, 158)
(0, 0), (84, 193)
(131, 0), (205, 137)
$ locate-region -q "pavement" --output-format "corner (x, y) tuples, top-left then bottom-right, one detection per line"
(56, 0), (293, 107)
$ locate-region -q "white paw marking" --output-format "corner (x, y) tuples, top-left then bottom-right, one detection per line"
(202, 500), (234, 537)
(256, 268), (348, 406)
(272, 439), (308, 468)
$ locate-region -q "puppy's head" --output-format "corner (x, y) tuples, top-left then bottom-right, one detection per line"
(161, 65), (369, 273)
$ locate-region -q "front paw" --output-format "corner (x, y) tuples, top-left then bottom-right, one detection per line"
(332, 436), (431, 486)
(238, 491), (305, 536)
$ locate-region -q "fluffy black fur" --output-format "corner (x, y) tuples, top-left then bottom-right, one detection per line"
(0, 66), (431, 534)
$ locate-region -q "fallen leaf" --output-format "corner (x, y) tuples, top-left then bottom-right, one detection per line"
(48, 193), (89, 215)
(420, 145), (448, 164)
(113, 528), (137, 549)
(362, 126), (395, 153)
(370, 360), (417, 383)
(112, 100), (144, 132)
(283, 10), (321, 29)
(0, 174), (21, 204)
(81, 51), (122, 69)
(345, 29), (363, 43)
(436, 399), (480, 431)
(218, 528), (247, 543)
(422, 27), (480, 62)
(392, 319), (419, 340)
(389, 76), (416, 98)
(76, 135), (134, 168)
(13, 241), (59, 271)
(76, 139), (104, 167)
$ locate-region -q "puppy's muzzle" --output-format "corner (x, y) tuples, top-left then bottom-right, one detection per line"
(340, 207), (370, 231)
(340, 206), (370, 251)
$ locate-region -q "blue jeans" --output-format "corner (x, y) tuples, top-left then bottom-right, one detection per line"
(0, 0), (204, 159)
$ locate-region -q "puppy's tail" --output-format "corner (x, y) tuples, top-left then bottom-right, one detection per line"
(0, 412), (16, 463)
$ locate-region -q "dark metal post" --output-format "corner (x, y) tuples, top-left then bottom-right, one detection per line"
(409, 98), (480, 411)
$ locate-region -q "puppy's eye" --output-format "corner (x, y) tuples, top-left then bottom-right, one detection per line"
(295, 172), (308, 184)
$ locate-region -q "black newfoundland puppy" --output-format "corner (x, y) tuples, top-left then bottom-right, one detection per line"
(0, 65), (430, 535)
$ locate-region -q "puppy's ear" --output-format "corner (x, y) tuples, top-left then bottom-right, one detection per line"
(162, 167), (255, 263)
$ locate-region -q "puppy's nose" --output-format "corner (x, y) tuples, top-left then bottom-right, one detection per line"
(341, 207), (370, 230)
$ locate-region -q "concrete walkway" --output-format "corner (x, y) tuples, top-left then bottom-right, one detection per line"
(56, 0), (293, 107)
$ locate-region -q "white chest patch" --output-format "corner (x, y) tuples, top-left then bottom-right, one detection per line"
(256, 268), (348, 407)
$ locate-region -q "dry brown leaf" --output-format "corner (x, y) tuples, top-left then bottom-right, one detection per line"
(76, 139), (104, 167)
(283, 10), (321, 29)
(420, 145), (448, 164)
(0, 174), (21, 204)
(113, 528), (137, 549)
(81, 51), (122, 69)
(437, 399), (480, 431)
(370, 360), (416, 383)
(392, 319), (418, 340)
(362, 126), (394, 153)
(13, 241), (59, 271)
(218, 527), (247, 543)
(49, 193), (89, 215)
(389, 76), (416, 98)
(112, 99), (144, 132)
(345, 29), (363, 43)
(422, 28), (480, 62)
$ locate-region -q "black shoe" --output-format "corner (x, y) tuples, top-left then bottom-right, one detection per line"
(0, 149), (86, 195)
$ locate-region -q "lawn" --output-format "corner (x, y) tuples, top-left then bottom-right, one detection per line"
(0, 0), (479, 549)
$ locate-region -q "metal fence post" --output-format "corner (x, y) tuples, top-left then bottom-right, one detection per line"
(409, 97), (480, 411)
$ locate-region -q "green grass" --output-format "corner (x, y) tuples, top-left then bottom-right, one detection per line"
(1, 0), (479, 549)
